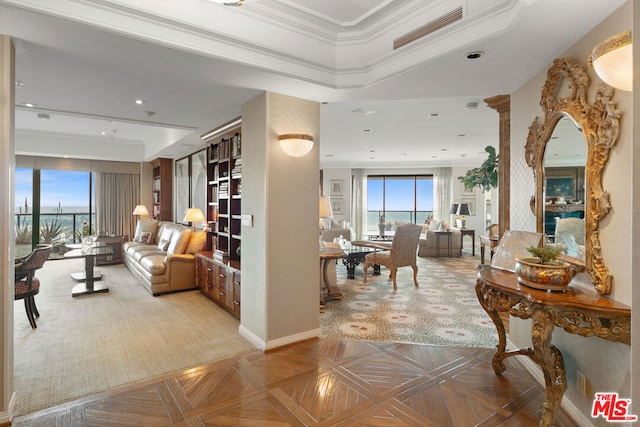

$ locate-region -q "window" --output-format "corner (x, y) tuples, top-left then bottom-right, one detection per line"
(367, 175), (433, 233)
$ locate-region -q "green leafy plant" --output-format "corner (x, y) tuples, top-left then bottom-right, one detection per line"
(15, 224), (32, 245)
(40, 216), (66, 244)
(458, 145), (499, 192)
(526, 246), (563, 265)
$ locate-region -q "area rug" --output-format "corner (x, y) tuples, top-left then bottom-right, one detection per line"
(320, 254), (499, 348)
(13, 258), (256, 416)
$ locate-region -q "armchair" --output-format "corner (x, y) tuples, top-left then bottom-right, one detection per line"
(15, 244), (52, 329)
(362, 223), (422, 290)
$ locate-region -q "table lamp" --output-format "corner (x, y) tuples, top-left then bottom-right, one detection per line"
(457, 203), (470, 229)
(132, 205), (149, 220)
(319, 196), (333, 246)
(183, 208), (206, 231)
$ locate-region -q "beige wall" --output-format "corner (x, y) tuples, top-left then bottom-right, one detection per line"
(240, 92), (321, 349)
(509, 3), (633, 425)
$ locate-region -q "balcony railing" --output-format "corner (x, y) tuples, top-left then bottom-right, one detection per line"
(15, 212), (95, 246)
(367, 210), (433, 232)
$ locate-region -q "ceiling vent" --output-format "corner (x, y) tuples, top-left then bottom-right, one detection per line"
(393, 7), (463, 50)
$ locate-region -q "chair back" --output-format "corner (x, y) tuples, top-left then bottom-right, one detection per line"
(15, 245), (52, 282)
(390, 223), (422, 266)
(487, 223), (499, 236)
(554, 217), (585, 246)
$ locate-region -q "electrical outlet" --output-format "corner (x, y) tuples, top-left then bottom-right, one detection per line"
(577, 371), (587, 396)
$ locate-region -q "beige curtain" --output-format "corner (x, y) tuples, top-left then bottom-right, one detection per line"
(433, 167), (451, 222)
(351, 169), (367, 240)
(95, 173), (140, 239)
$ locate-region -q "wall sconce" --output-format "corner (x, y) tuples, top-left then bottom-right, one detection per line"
(278, 133), (314, 157)
(183, 208), (206, 231)
(132, 205), (149, 220)
(589, 30), (632, 92)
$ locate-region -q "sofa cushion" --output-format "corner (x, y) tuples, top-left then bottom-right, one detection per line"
(157, 239), (171, 251)
(167, 228), (192, 255)
(140, 254), (167, 275)
(134, 219), (158, 242)
(158, 226), (174, 244)
(186, 231), (207, 254)
(139, 231), (153, 244)
(428, 220), (442, 231)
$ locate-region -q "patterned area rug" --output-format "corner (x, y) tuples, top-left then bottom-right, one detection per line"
(320, 253), (499, 348)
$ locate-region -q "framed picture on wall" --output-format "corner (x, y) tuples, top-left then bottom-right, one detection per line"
(462, 183), (476, 196)
(330, 179), (343, 196)
(331, 198), (343, 215)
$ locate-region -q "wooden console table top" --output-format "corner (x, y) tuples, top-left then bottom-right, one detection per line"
(475, 266), (630, 427)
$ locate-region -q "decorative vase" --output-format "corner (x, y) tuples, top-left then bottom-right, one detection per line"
(515, 257), (577, 291)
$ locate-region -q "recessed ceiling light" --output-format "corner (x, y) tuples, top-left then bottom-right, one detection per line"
(458, 134), (466, 137)
(135, 99), (145, 105)
(461, 154), (467, 157)
(428, 113), (439, 118)
(466, 102), (478, 110)
(325, 154), (334, 157)
(22, 102), (37, 108)
(101, 131), (107, 135)
(37, 113), (50, 120)
(440, 148), (447, 151)
(352, 108), (377, 116)
(466, 51), (484, 60)
(363, 129), (372, 132)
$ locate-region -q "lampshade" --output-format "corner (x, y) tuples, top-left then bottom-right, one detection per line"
(457, 203), (471, 216)
(449, 203), (459, 214)
(132, 205), (149, 218)
(183, 208), (206, 224)
(319, 196), (333, 218)
(278, 134), (314, 157)
(589, 30), (632, 92)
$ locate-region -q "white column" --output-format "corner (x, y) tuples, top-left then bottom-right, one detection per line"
(0, 34), (16, 422)
(239, 92), (320, 349)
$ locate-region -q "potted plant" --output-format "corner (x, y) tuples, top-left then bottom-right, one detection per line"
(515, 246), (577, 291)
(458, 145), (499, 192)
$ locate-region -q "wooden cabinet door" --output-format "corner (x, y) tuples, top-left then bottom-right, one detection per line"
(231, 270), (241, 318)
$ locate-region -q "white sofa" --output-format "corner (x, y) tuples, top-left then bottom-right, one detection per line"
(418, 220), (462, 257)
(123, 220), (206, 296)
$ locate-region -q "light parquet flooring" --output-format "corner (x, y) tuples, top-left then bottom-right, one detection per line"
(13, 338), (579, 427)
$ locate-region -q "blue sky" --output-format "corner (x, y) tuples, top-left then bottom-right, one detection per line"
(367, 177), (433, 211)
(15, 168), (92, 211)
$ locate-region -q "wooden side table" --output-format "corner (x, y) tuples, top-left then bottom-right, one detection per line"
(476, 267), (630, 426)
(457, 228), (475, 255)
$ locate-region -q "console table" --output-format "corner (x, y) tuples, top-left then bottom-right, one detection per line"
(475, 266), (630, 427)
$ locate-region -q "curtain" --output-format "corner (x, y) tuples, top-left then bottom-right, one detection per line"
(351, 169), (367, 240)
(95, 173), (140, 239)
(433, 167), (452, 222)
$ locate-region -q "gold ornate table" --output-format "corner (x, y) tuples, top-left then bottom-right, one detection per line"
(475, 266), (630, 427)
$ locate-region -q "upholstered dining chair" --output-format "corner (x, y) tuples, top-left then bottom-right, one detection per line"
(14, 244), (52, 329)
(362, 223), (422, 290)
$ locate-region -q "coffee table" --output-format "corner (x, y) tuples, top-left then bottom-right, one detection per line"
(344, 242), (390, 279)
(64, 243), (113, 297)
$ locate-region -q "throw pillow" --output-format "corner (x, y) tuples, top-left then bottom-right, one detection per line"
(158, 226), (174, 244)
(185, 231), (207, 254)
(139, 232), (152, 244)
(133, 219), (158, 243)
(157, 239), (171, 251)
(429, 220), (442, 231)
(166, 228), (192, 255)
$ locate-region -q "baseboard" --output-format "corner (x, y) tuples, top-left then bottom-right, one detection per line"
(0, 391), (16, 425)
(238, 325), (320, 351)
(506, 340), (594, 427)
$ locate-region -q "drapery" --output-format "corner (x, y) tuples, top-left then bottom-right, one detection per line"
(433, 167), (452, 222)
(95, 173), (140, 239)
(351, 169), (367, 240)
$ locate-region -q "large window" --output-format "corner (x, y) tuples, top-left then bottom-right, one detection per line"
(367, 175), (433, 233)
(15, 168), (95, 256)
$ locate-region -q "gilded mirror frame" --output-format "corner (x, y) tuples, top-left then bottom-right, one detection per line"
(525, 58), (620, 295)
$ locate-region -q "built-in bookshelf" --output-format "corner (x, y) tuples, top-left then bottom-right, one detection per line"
(202, 123), (242, 263)
(151, 158), (173, 221)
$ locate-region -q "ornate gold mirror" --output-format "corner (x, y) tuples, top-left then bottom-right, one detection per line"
(525, 58), (620, 295)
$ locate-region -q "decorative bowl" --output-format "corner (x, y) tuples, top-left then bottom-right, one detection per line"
(515, 257), (576, 291)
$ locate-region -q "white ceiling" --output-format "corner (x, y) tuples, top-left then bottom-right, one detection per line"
(1, 0), (626, 167)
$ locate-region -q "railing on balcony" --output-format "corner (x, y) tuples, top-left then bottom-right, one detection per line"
(366, 210), (433, 233)
(15, 212), (95, 251)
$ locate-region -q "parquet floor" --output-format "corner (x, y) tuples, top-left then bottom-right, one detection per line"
(13, 338), (579, 426)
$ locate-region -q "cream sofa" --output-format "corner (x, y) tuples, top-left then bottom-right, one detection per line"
(123, 220), (206, 296)
(418, 221), (462, 257)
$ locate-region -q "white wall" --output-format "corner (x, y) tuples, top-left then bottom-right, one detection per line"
(509, 3), (633, 424)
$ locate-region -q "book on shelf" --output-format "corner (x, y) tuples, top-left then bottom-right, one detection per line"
(214, 249), (228, 261)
